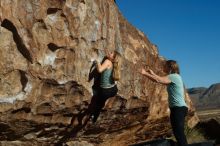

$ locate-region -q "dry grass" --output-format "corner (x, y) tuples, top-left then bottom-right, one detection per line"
(185, 125), (207, 144)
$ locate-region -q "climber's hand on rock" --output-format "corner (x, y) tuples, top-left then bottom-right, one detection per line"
(140, 68), (148, 75)
(148, 69), (155, 75)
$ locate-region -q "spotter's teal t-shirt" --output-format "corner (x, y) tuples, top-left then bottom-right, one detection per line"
(167, 74), (187, 108)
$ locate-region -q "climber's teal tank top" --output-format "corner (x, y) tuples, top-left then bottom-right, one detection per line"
(100, 68), (115, 88)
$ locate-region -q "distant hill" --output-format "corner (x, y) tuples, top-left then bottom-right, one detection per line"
(188, 83), (220, 110)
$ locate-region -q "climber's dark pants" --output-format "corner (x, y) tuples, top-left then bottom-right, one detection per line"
(92, 85), (118, 122)
(170, 106), (188, 146)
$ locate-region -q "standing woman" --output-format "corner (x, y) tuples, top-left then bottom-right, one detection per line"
(91, 51), (120, 123)
(140, 60), (188, 146)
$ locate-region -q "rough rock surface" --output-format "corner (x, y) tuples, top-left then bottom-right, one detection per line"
(0, 0), (198, 145)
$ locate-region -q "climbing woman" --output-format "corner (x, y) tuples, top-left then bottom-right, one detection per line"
(91, 50), (121, 123)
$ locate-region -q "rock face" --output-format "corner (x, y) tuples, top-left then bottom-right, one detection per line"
(0, 0), (197, 145)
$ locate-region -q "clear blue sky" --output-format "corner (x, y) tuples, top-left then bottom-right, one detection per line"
(116, 0), (220, 88)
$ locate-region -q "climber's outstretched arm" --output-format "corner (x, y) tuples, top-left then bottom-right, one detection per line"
(140, 68), (171, 85)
